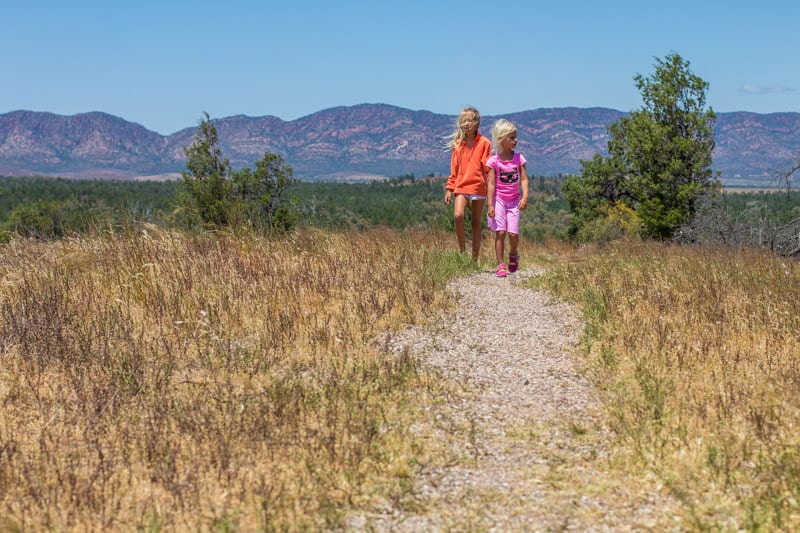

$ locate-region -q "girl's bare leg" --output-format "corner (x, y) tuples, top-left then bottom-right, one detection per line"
(470, 198), (485, 261)
(453, 194), (468, 253)
(495, 230), (506, 264)
(509, 233), (519, 256)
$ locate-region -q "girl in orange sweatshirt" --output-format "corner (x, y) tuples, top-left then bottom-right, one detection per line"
(444, 106), (492, 260)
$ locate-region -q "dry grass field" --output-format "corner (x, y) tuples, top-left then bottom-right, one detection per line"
(1, 227), (798, 530)
(0, 227), (474, 530)
(532, 240), (800, 530)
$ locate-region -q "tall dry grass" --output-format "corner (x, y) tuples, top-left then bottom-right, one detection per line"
(535, 241), (800, 530)
(0, 226), (475, 530)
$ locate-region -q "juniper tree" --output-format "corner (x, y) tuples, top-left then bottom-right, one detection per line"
(564, 52), (719, 239)
(180, 113), (297, 232)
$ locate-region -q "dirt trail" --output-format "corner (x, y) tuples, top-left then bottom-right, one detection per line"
(347, 268), (682, 531)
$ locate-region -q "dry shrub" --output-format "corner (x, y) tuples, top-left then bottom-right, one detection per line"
(536, 241), (800, 530)
(0, 227), (458, 530)
(574, 201), (643, 243)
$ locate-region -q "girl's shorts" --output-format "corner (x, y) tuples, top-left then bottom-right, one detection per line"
(458, 193), (486, 202)
(488, 197), (520, 235)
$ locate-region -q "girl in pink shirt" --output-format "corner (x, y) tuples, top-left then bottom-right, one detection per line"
(486, 119), (529, 277)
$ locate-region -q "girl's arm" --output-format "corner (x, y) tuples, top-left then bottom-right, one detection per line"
(487, 168), (496, 218)
(518, 164), (529, 210)
(444, 149), (458, 204)
(480, 138), (492, 169)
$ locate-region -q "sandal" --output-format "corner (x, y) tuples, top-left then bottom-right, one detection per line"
(508, 253), (519, 273)
(496, 263), (507, 278)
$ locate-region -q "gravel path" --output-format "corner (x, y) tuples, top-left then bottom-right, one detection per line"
(346, 268), (682, 532)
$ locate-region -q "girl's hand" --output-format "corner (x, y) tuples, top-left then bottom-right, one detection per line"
(518, 197), (528, 210)
(444, 190), (452, 204)
(488, 206), (495, 218)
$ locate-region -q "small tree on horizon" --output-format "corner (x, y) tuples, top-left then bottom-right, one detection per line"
(179, 113), (298, 232)
(564, 52), (719, 240)
(234, 152), (298, 232)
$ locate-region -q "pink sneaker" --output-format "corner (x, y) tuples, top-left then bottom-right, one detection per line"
(496, 263), (507, 277)
(508, 253), (519, 273)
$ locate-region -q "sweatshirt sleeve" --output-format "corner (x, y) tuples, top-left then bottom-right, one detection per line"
(480, 137), (491, 174)
(446, 149), (458, 191)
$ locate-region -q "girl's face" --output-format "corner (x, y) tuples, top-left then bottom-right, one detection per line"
(460, 113), (479, 136)
(501, 131), (518, 151)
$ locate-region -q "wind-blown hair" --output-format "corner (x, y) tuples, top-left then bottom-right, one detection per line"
(446, 106), (481, 150)
(491, 119), (517, 152)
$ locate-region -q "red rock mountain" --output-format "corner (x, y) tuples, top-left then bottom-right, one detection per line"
(1, 104), (798, 185)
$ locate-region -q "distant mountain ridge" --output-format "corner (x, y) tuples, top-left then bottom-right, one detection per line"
(1, 104), (799, 185)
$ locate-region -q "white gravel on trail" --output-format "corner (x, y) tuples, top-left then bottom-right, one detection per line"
(345, 268), (683, 532)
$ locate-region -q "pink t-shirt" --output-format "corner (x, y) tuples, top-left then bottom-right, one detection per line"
(487, 152), (526, 201)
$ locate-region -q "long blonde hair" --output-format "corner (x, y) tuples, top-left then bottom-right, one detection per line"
(446, 106), (481, 150)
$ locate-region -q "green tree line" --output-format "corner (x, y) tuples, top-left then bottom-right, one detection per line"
(0, 173), (574, 240)
(0, 177), (180, 239)
(2, 172), (794, 243)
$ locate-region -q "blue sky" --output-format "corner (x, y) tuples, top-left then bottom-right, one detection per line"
(2, 0), (798, 135)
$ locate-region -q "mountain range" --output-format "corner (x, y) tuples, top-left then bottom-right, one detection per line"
(1, 104), (799, 186)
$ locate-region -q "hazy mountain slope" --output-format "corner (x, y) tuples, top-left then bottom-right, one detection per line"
(2, 105), (798, 184)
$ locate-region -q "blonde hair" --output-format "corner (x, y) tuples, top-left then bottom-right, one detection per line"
(446, 106), (481, 150)
(491, 119), (517, 152)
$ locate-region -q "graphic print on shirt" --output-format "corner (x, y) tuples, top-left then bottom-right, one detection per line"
(498, 167), (520, 184)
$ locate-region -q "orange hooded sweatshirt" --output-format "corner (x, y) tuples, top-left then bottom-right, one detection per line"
(446, 133), (491, 196)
